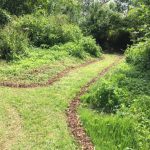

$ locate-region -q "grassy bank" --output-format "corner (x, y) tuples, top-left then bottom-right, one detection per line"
(79, 63), (150, 150)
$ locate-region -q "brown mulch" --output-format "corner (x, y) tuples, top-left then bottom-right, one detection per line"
(66, 56), (123, 150)
(0, 59), (102, 88)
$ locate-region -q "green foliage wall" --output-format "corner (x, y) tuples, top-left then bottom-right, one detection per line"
(126, 39), (150, 70)
(0, 8), (11, 26)
(0, 26), (29, 60)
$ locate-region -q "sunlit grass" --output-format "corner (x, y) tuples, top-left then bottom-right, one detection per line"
(0, 54), (118, 149)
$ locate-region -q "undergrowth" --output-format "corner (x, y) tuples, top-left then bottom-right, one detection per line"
(0, 14), (102, 61)
(0, 48), (95, 84)
(80, 63), (150, 150)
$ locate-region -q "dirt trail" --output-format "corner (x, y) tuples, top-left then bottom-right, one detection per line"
(0, 59), (102, 88)
(0, 106), (22, 150)
(66, 56), (123, 150)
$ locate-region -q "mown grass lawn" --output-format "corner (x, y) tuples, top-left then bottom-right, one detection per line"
(0, 54), (118, 149)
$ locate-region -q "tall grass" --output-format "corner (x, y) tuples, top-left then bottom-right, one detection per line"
(79, 107), (139, 150)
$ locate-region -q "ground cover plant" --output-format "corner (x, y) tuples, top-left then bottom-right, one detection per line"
(0, 49), (91, 85)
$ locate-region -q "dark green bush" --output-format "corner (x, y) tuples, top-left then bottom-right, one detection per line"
(0, 8), (11, 26)
(126, 39), (150, 69)
(0, 26), (29, 61)
(84, 81), (126, 113)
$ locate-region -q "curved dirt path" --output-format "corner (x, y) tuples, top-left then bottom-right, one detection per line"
(66, 56), (123, 150)
(0, 105), (22, 150)
(0, 59), (102, 88)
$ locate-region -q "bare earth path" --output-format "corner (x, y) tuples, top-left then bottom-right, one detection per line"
(66, 56), (123, 150)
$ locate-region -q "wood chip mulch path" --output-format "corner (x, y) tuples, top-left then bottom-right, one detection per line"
(66, 56), (123, 150)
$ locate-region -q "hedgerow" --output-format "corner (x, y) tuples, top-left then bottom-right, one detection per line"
(126, 39), (150, 70)
(0, 14), (102, 61)
(16, 14), (83, 48)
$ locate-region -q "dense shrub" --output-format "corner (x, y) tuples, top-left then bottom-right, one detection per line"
(0, 8), (11, 26)
(0, 27), (29, 61)
(126, 39), (150, 69)
(51, 42), (86, 59)
(79, 37), (102, 57)
(16, 15), (83, 48)
(83, 81), (126, 113)
(82, 63), (150, 113)
(61, 24), (83, 43)
(0, 13), (102, 61)
(51, 37), (102, 58)
(0, 0), (37, 15)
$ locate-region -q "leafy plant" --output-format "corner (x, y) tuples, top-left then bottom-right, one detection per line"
(126, 38), (150, 70)
(16, 14), (83, 48)
(0, 8), (11, 26)
(79, 37), (102, 57)
(0, 26), (29, 61)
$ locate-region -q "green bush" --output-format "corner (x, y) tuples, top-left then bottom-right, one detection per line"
(0, 26), (29, 61)
(17, 15), (83, 48)
(126, 39), (150, 69)
(64, 42), (86, 59)
(51, 37), (102, 59)
(0, 14), (102, 61)
(51, 42), (86, 59)
(79, 37), (102, 57)
(61, 24), (83, 43)
(0, 8), (11, 26)
(83, 81), (126, 113)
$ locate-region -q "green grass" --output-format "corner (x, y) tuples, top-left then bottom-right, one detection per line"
(0, 54), (118, 149)
(0, 48), (93, 84)
(79, 63), (150, 150)
(79, 107), (138, 150)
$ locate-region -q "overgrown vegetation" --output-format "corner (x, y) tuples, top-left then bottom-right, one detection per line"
(79, 1), (150, 148)
(80, 62), (150, 149)
(0, 8), (11, 27)
(0, 13), (101, 61)
(126, 39), (150, 70)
